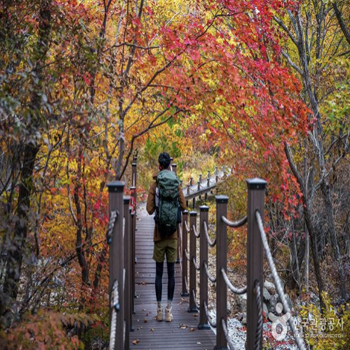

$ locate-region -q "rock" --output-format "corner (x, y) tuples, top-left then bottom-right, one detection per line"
(264, 280), (276, 294)
(227, 301), (231, 313)
(241, 313), (247, 325)
(236, 293), (247, 312)
(267, 295), (278, 314)
(263, 288), (271, 302)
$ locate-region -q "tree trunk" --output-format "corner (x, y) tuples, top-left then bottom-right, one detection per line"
(2, 0), (52, 320)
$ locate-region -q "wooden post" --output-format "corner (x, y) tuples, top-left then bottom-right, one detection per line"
(188, 211), (198, 312)
(123, 196), (132, 346)
(198, 206), (209, 330)
(193, 197), (196, 209)
(107, 181), (125, 350)
(172, 163), (177, 174)
(246, 178), (266, 350)
(190, 177), (193, 186)
(198, 181), (201, 200)
(181, 211), (189, 297)
(215, 195), (228, 350)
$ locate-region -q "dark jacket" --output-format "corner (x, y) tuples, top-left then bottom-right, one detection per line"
(146, 173), (186, 242)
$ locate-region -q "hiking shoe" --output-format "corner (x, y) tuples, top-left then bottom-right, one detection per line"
(165, 307), (173, 322)
(156, 308), (163, 322)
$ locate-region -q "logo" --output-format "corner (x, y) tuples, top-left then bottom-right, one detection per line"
(268, 302), (291, 341)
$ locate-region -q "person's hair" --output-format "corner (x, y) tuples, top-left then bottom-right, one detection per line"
(158, 152), (171, 169)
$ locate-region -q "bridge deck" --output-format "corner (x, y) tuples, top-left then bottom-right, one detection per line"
(131, 205), (216, 349)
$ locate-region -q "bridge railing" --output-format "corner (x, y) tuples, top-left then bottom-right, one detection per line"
(107, 153), (138, 350)
(107, 159), (307, 350)
(180, 178), (307, 350)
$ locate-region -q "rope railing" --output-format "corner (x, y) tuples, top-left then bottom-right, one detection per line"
(204, 261), (216, 283)
(192, 224), (200, 238)
(184, 276), (189, 294)
(203, 221), (216, 247)
(185, 249), (190, 261)
(221, 268), (247, 294)
(221, 215), (247, 228)
(107, 177), (136, 350)
(254, 280), (263, 350)
(179, 180), (269, 350)
(109, 279), (119, 350)
(256, 210), (307, 350)
(222, 318), (238, 350)
(106, 210), (119, 245)
(192, 289), (201, 310)
(203, 301), (217, 328)
(193, 256), (200, 271)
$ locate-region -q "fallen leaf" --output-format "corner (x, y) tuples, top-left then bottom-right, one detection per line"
(193, 314), (198, 318)
(132, 339), (140, 345)
(143, 319), (148, 323)
(179, 324), (188, 329)
(197, 342), (201, 345)
(189, 328), (195, 332)
(151, 328), (155, 332)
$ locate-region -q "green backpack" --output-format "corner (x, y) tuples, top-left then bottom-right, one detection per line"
(156, 170), (180, 238)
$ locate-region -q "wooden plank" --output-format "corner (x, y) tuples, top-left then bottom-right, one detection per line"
(130, 206), (216, 349)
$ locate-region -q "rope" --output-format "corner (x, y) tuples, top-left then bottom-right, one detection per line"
(192, 256), (200, 271)
(221, 215), (248, 228)
(203, 221), (216, 247)
(204, 262), (216, 283)
(222, 318), (238, 350)
(178, 224), (183, 245)
(203, 301), (217, 328)
(109, 280), (119, 350)
(106, 210), (119, 245)
(184, 221), (190, 233)
(185, 276), (189, 293)
(185, 249), (190, 261)
(256, 211), (307, 350)
(254, 280), (263, 350)
(192, 289), (200, 309)
(221, 268), (247, 294)
(192, 224), (200, 238)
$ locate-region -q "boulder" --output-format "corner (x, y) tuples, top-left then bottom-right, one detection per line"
(264, 280), (276, 294)
(236, 293), (247, 313)
(263, 288), (272, 302)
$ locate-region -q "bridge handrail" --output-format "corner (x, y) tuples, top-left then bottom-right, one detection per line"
(256, 210), (307, 350)
(180, 180), (267, 349)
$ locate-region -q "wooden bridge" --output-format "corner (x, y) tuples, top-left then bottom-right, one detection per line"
(107, 159), (306, 350)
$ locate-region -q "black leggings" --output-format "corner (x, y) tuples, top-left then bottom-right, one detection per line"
(155, 262), (175, 302)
